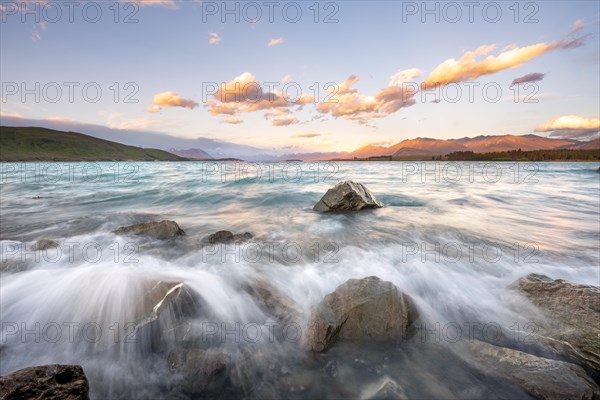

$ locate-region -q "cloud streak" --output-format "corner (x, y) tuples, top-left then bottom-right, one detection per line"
(422, 23), (588, 88)
(292, 133), (321, 138)
(511, 73), (546, 86)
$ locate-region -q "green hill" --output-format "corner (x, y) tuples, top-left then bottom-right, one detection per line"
(0, 126), (187, 161)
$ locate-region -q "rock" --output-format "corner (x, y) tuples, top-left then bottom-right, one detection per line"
(243, 278), (303, 324)
(168, 349), (230, 394)
(202, 230), (254, 244)
(313, 181), (384, 212)
(31, 239), (59, 251)
(0, 364), (89, 400)
(510, 274), (600, 373)
(361, 376), (408, 400)
(113, 220), (185, 239)
(303, 276), (418, 352)
(135, 280), (184, 329)
(465, 340), (599, 400)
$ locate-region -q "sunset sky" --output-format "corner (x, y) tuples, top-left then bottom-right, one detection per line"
(1, 0), (599, 152)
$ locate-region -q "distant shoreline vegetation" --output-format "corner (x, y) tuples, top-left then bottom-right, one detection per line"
(329, 149), (600, 162)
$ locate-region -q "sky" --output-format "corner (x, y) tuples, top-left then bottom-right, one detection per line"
(1, 0), (599, 153)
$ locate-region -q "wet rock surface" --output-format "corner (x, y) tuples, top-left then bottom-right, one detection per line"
(304, 276), (418, 352)
(510, 273), (600, 374)
(0, 364), (89, 400)
(113, 220), (185, 239)
(465, 340), (599, 400)
(313, 181), (384, 212)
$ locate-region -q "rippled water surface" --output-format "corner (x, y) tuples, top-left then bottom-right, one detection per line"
(1, 161), (599, 399)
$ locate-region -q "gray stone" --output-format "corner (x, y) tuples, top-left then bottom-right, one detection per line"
(303, 276), (418, 352)
(31, 239), (59, 251)
(244, 278), (303, 324)
(0, 364), (89, 400)
(168, 349), (230, 394)
(113, 220), (185, 239)
(466, 340), (599, 400)
(313, 181), (384, 212)
(510, 274), (600, 373)
(202, 230), (254, 244)
(361, 376), (408, 400)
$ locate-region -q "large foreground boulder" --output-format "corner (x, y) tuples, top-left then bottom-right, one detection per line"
(466, 340), (599, 400)
(0, 364), (89, 400)
(510, 274), (600, 372)
(113, 220), (185, 239)
(313, 181), (384, 212)
(303, 276), (418, 352)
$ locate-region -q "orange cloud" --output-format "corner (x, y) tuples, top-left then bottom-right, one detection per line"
(317, 75), (418, 123)
(146, 92), (198, 113)
(205, 72), (314, 124)
(272, 116), (298, 127)
(222, 117), (243, 125)
(388, 68), (422, 86)
(422, 23), (588, 88)
(535, 115), (599, 132)
(268, 38), (284, 47)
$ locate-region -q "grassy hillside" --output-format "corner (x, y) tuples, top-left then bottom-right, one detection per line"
(0, 126), (187, 161)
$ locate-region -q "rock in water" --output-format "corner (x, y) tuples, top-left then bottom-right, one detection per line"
(361, 376), (409, 400)
(113, 220), (185, 239)
(313, 181), (384, 212)
(168, 349), (230, 394)
(0, 364), (89, 400)
(510, 273), (600, 372)
(465, 340), (599, 400)
(202, 230), (254, 244)
(243, 278), (303, 324)
(31, 239), (59, 251)
(303, 276), (418, 352)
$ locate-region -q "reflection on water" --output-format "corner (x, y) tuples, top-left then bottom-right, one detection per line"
(1, 162), (598, 399)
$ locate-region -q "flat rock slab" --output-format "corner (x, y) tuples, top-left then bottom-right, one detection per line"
(510, 273), (600, 372)
(466, 340), (599, 400)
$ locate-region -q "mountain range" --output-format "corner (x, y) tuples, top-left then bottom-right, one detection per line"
(1, 116), (598, 161)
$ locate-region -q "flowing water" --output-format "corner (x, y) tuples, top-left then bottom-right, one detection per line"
(1, 161), (599, 399)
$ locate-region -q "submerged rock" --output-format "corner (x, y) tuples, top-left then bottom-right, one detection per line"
(136, 280), (184, 329)
(466, 340), (599, 400)
(510, 273), (600, 373)
(0, 364), (89, 400)
(313, 181), (384, 212)
(113, 220), (185, 239)
(202, 230), (254, 244)
(303, 276), (418, 352)
(361, 376), (408, 400)
(31, 239), (59, 251)
(243, 278), (303, 324)
(168, 349), (230, 394)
